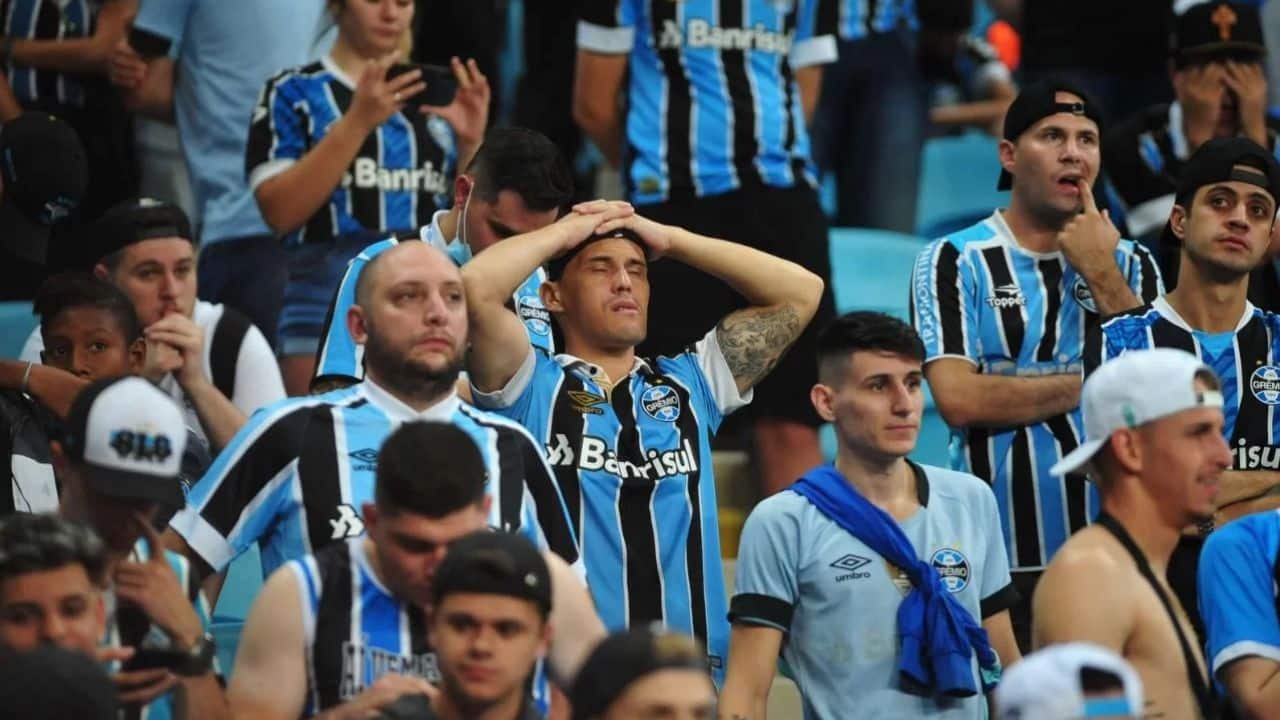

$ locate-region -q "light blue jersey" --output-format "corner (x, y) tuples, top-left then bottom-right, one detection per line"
(1199, 510), (1280, 690)
(731, 463), (1015, 719)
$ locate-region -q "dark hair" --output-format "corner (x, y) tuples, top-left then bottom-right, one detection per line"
(817, 311), (925, 376)
(34, 272), (142, 343)
(0, 514), (107, 588)
(375, 421), (488, 517)
(466, 127), (574, 213)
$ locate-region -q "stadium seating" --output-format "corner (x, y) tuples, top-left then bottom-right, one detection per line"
(210, 545), (264, 676)
(0, 302), (36, 359)
(914, 131), (1008, 240)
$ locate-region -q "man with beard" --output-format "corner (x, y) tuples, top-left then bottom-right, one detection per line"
(166, 242), (578, 603)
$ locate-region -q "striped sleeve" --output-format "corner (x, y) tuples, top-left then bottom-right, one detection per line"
(911, 239), (976, 364)
(1125, 241), (1165, 303)
(169, 400), (314, 574)
(1082, 320), (1109, 377)
(577, 0), (635, 54)
(791, 0), (839, 68)
(246, 69), (307, 191)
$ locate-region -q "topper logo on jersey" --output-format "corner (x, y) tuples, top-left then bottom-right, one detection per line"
(545, 433), (699, 480)
(658, 19), (793, 54)
(831, 553), (872, 582)
(341, 158), (449, 194)
(1234, 438), (1280, 470)
(1251, 365), (1280, 405)
(339, 640), (439, 701)
(985, 283), (1026, 309)
(1071, 276), (1098, 313)
(641, 386), (682, 422)
(930, 548), (970, 593)
(109, 429), (173, 463)
(517, 295), (551, 336)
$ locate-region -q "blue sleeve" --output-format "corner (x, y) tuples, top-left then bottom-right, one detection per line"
(134, 0), (195, 49)
(313, 239), (400, 384)
(977, 481), (1013, 602)
(728, 495), (802, 632)
(792, 0), (838, 67)
(1123, 241), (1165, 303)
(911, 239), (977, 363)
(246, 71), (308, 188)
(1199, 515), (1280, 679)
(473, 350), (565, 439)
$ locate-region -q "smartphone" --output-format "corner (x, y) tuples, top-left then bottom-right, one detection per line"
(128, 26), (172, 59)
(385, 63), (457, 107)
(122, 646), (189, 673)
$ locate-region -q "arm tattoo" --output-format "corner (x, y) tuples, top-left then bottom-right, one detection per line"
(716, 304), (802, 391)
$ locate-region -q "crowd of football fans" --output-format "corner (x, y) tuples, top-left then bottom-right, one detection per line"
(7, 1), (1280, 718)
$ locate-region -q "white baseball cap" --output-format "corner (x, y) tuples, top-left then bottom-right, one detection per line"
(1049, 348), (1223, 478)
(63, 377), (187, 508)
(995, 643), (1144, 719)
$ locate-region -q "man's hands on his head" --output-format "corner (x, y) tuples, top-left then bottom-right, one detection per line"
(589, 209), (677, 260)
(113, 513), (205, 650)
(1178, 63), (1228, 151)
(551, 199), (635, 254)
(1224, 61), (1269, 147)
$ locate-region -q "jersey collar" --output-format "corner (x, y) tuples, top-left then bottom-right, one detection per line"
(321, 54), (356, 90)
(989, 210), (1064, 260)
(554, 353), (652, 388)
(419, 209), (453, 252)
(1152, 295), (1257, 334)
(361, 379), (461, 423)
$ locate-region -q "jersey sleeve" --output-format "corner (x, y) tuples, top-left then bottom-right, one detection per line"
(1199, 516), (1280, 678)
(691, 326), (754, 422)
(577, 0), (637, 54)
(133, 0), (195, 51)
(313, 239), (400, 386)
(245, 70), (308, 191)
(1123, 242), (1165, 304)
(232, 323), (286, 415)
(974, 478), (1017, 618)
(510, 425), (581, 572)
(911, 239), (978, 365)
(469, 348), (563, 423)
(169, 400), (312, 574)
(728, 495), (802, 632)
(791, 0), (839, 69)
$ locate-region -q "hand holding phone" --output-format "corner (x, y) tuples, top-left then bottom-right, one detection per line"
(385, 63), (457, 108)
(127, 26), (171, 59)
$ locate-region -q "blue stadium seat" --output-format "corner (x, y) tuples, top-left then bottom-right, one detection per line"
(825, 227), (952, 467)
(0, 302), (36, 359)
(915, 131), (1008, 239)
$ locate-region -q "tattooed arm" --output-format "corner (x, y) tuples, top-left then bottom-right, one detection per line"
(587, 213), (824, 394)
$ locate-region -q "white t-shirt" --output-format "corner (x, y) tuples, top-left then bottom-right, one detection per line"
(23, 300), (285, 446)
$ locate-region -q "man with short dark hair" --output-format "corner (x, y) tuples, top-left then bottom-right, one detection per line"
(312, 126), (574, 391)
(227, 421), (602, 719)
(570, 627), (715, 720)
(721, 311), (1018, 719)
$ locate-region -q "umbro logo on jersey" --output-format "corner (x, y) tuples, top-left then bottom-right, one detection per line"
(329, 504), (365, 540)
(985, 283), (1026, 309)
(831, 554), (872, 582)
(349, 448), (379, 471)
(657, 19), (794, 54)
(568, 390), (607, 415)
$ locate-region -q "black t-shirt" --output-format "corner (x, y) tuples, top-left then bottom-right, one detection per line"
(1021, 0), (1173, 73)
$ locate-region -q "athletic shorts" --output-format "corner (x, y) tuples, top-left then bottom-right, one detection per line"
(635, 183), (836, 427)
(278, 235), (379, 358)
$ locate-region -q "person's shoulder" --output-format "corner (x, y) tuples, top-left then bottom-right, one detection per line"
(743, 489), (810, 532)
(265, 61), (326, 86)
(1205, 510), (1280, 559)
(457, 400), (543, 443)
(1043, 526), (1132, 583)
(926, 215), (1001, 253)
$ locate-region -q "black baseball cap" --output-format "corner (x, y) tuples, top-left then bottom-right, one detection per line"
(430, 531), (552, 615)
(1172, 1), (1265, 67)
(570, 627), (711, 720)
(89, 198), (194, 265)
(1174, 136), (1280, 206)
(0, 112), (88, 264)
(0, 645), (119, 720)
(545, 226), (647, 281)
(997, 79), (1105, 191)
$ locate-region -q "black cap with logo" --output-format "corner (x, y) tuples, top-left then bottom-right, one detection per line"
(1172, 1), (1266, 68)
(997, 79), (1105, 191)
(431, 530), (552, 615)
(1175, 136), (1280, 205)
(0, 112), (88, 264)
(88, 198), (194, 264)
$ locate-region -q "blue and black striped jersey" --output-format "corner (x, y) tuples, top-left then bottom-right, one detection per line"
(288, 539), (551, 716)
(1089, 298), (1280, 471)
(1, 0), (98, 108)
(835, 0), (917, 41)
(1199, 510), (1280, 690)
(910, 210), (1164, 571)
(473, 329), (750, 684)
(577, 0), (838, 205)
(245, 57), (457, 247)
(169, 383), (578, 580)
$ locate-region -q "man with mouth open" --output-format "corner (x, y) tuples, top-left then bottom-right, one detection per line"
(910, 78), (1163, 651)
(1086, 136), (1280, 643)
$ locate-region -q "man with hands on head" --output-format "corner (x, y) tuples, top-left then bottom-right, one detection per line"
(462, 199), (824, 684)
(911, 78), (1163, 650)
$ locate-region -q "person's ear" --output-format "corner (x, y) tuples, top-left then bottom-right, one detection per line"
(810, 383), (837, 423)
(1170, 204), (1189, 242)
(453, 174), (474, 208)
(480, 494), (493, 516)
(347, 305), (369, 345)
(540, 280), (565, 314)
(361, 502), (379, 533)
(998, 138), (1017, 177)
(92, 263), (110, 282)
(1109, 430), (1144, 476)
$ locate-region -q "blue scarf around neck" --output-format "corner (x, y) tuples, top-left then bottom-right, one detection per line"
(791, 464), (998, 698)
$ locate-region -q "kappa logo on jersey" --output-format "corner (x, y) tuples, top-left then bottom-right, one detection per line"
(329, 504), (365, 540)
(985, 283), (1026, 309)
(517, 295), (551, 336)
(1071, 276), (1098, 313)
(568, 390), (607, 416)
(1251, 365), (1280, 405)
(930, 548), (970, 593)
(657, 19), (794, 54)
(1234, 438), (1280, 470)
(341, 158), (449, 194)
(349, 448), (379, 471)
(831, 553), (872, 582)
(109, 429), (173, 463)
(641, 385), (682, 422)
(544, 433), (700, 481)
